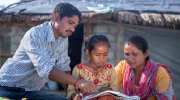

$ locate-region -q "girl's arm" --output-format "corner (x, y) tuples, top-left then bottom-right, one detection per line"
(108, 65), (119, 92)
(98, 64), (118, 92)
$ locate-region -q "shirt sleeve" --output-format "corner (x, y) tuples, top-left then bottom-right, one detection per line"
(115, 60), (127, 88)
(22, 28), (55, 80)
(156, 66), (170, 92)
(67, 66), (79, 100)
(109, 65), (119, 92)
(146, 66), (171, 100)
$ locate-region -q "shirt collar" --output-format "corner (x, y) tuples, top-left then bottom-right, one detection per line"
(46, 21), (55, 42)
(47, 21), (66, 42)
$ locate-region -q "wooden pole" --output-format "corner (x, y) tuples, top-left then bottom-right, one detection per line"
(0, 54), (14, 58)
(85, 20), (91, 61)
(1, 37), (4, 66)
(116, 22), (121, 64)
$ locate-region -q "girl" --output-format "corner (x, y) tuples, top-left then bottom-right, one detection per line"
(115, 35), (175, 100)
(67, 34), (118, 100)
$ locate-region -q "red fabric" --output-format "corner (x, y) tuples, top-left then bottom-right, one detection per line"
(74, 78), (80, 93)
(123, 58), (175, 100)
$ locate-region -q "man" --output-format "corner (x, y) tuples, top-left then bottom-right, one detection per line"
(0, 3), (98, 100)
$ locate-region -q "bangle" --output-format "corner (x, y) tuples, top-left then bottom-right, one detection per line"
(74, 78), (79, 93)
(74, 78), (79, 86)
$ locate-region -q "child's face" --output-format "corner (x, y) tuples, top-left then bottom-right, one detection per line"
(90, 42), (109, 67)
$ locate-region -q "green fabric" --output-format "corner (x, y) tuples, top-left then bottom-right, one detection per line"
(0, 97), (12, 100)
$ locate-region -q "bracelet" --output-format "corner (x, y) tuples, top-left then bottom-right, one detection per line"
(74, 78), (79, 86)
(74, 78), (79, 93)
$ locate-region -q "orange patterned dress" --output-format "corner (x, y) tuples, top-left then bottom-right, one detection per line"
(67, 63), (118, 100)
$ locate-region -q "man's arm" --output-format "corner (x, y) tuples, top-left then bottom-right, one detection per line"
(49, 66), (98, 93)
(23, 29), (98, 93)
(61, 71), (70, 94)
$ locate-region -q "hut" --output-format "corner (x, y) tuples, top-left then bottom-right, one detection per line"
(0, 0), (180, 98)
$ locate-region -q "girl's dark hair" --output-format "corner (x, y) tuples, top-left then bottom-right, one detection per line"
(51, 3), (82, 22)
(84, 34), (110, 53)
(124, 35), (149, 59)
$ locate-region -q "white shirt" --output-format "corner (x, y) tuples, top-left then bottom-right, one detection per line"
(0, 21), (71, 91)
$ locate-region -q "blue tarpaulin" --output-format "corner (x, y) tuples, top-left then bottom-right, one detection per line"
(1, 0), (180, 15)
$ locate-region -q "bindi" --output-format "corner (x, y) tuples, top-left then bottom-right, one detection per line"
(128, 43), (130, 46)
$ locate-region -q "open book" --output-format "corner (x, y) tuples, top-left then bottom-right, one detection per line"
(82, 90), (140, 100)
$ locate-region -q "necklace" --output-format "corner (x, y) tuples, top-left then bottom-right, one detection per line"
(89, 62), (97, 73)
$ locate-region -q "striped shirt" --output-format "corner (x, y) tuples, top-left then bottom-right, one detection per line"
(0, 21), (71, 91)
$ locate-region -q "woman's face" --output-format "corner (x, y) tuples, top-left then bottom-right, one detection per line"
(124, 43), (148, 69)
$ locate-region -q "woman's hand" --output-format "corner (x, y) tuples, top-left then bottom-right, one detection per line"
(98, 87), (112, 93)
(71, 93), (84, 100)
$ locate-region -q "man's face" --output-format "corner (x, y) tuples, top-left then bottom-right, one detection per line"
(53, 13), (79, 39)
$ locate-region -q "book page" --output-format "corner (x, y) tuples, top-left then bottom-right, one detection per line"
(82, 90), (140, 100)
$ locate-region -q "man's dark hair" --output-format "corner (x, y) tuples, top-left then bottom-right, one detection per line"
(51, 3), (82, 22)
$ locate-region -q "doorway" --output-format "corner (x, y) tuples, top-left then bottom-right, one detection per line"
(58, 24), (84, 90)
(68, 24), (84, 71)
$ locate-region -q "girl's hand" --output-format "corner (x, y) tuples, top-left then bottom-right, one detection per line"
(98, 87), (112, 93)
(71, 93), (84, 100)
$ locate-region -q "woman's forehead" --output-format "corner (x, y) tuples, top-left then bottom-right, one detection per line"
(124, 44), (140, 52)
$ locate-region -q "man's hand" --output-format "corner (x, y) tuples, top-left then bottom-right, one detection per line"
(76, 79), (98, 94)
(49, 67), (98, 94)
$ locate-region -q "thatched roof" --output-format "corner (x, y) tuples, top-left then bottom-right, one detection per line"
(116, 11), (180, 29)
(0, 0), (180, 29)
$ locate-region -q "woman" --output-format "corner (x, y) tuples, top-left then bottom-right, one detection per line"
(115, 35), (175, 100)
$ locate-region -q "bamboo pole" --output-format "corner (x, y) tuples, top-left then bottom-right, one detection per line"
(85, 20), (91, 61)
(116, 22), (121, 64)
(0, 54), (14, 58)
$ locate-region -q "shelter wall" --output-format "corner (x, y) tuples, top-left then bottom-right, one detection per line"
(0, 25), (31, 66)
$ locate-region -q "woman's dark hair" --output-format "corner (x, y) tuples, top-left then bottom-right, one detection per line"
(124, 35), (149, 59)
(51, 3), (82, 22)
(84, 34), (110, 53)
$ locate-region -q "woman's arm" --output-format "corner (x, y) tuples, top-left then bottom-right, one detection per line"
(156, 67), (170, 92)
(115, 60), (127, 88)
